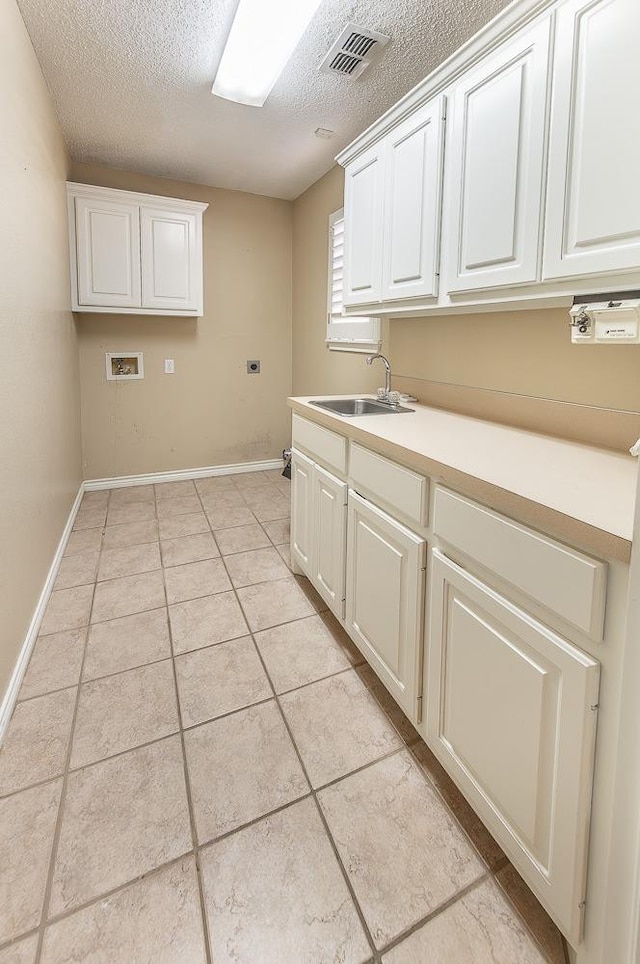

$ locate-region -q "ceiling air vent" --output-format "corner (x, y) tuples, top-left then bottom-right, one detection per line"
(319, 23), (391, 80)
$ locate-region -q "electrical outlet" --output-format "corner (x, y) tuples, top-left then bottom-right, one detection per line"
(246, 360), (261, 374)
(164, 359), (175, 374)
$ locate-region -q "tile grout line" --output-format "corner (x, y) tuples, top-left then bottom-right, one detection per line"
(15, 665), (407, 795)
(5, 763), (473, 961)
(0, 926), (39, 955)
(274, 660), (365, 698)
(20, 479), (426, 959)
(214, 475), (523, 960)
(2, 476), (288, 952)
(14, 476), (550, 962)
(0, 688), (409, 807)
(8, 615), (363, 798)
(24, 480), (469, 957)
(245, 628), (382, 962)
(32, 487), (112, 964)
(195, 791), (314, 850)
(312, 742), (414, 795)
(404, 742), (509, 878)
(8, 852), (194, 943)
(158, 475), (292, 958)
(166, 479), (562, 958)
(158, 496), (215, 964)
(192, 478), (364, 960)
(198, 475), (459, 962)
(376, 870), (495, 959)
(204, 482), (383, 963)
(13, 681), (80, 710)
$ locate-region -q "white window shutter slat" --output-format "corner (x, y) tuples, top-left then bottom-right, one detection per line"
(326, 210), (380, 349)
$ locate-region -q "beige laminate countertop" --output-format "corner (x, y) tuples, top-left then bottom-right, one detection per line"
(288, 395), (638, 563)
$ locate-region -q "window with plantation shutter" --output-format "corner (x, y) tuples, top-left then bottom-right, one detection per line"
(326, 209), (381, 351)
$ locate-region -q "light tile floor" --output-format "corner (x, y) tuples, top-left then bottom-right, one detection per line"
(0, 471), (568, 963)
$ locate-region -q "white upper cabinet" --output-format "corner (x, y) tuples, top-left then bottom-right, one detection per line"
(74, 197), (141, 309)
(445, 18), (551, 292)
(544, 0), (640, 279)
(67, 183), (208, 316)
(338, 0), (637, 315)
(343, 144), (385, 306)
(382, 96), (446, 302)
(140, 208), (200, 312)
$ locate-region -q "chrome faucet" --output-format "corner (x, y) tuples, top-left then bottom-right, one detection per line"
(366, 352), (392, 398)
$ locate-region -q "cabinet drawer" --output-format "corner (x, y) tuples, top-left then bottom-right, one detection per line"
(292, 415), (347, 476)
(433, 487), (607, 639)
(350, 443), (428, 528)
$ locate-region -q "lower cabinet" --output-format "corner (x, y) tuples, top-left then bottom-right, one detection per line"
(291, 449), (347, 619)
(67, 183), (207, 315)
(291, 450), (314, 576)
(310, 464), (348, 619)
(426, 549), (600, 944)
(291, 416), (609, 949)
(291, 446), (427, 720)
(346, 491), (426, 721)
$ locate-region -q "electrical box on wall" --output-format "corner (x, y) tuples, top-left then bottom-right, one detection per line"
(570, 294), (640, 344)
(105, 352), (144, 380)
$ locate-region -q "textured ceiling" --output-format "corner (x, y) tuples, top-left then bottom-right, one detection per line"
(17, 0), (511, 199)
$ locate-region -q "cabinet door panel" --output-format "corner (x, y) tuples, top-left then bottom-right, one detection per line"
(445, 18), (551, 291)
(312, 465), (347, 619)
(382, 96), (446, 301)
(141, 208), (200, 311)
(290, 450), (314, 576)
(544, 0), (640, 278)
(343, 144), (384, 306)
(346, 491), (426, 720)
(75, 198), (141, 307)
(427, 550), (600, 944)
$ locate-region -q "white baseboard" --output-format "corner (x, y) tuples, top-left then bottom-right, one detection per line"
(84, 458), (285, 491)
(0, 482), (86, 744)
(1, 457), (288, 743)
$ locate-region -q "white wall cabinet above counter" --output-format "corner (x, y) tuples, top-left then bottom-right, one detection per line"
(543, 0), (640, 280)
(66, 183), (208, 316)
(343, 96), (446, 307)
(444, 18), (551, 293)
(337, 0), (640, 317)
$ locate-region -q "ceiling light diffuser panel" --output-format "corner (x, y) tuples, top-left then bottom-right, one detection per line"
(213, 0), (324, 107)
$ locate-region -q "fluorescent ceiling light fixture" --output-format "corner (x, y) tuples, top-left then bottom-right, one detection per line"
(213, 0), (323, 107)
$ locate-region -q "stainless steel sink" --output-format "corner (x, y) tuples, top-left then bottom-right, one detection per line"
(309, 398), (414, 416)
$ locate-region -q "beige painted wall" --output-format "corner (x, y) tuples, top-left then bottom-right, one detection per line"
(71, 163), (293, 479)
(292, 165), (384, 397)
(390, 308), (640, 449)
(0, 0), (82, 698)
(391, 309), (640, 413)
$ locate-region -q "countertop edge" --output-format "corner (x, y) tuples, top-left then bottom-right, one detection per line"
(287, 397), (634, 564)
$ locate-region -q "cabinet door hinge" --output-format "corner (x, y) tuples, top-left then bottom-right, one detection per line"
(416, 694), (423, 724)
